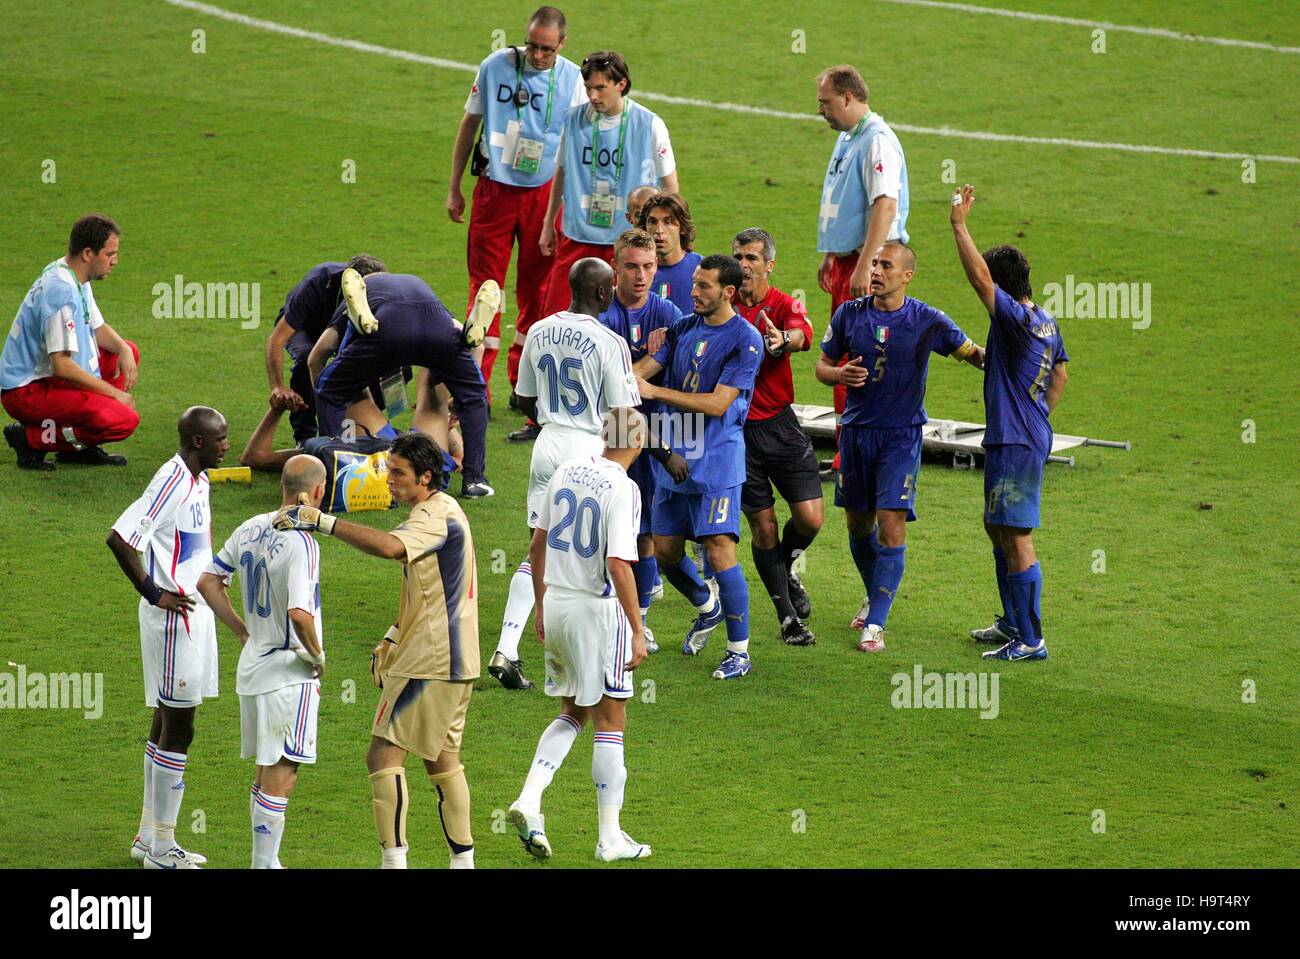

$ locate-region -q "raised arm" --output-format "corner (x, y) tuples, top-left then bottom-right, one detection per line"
(949, 184), (997, 315)
(639, 380), (739, 419)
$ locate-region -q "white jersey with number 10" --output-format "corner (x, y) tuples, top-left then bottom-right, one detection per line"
(539, 456), (641, 597)
(517, 311), (640, 434)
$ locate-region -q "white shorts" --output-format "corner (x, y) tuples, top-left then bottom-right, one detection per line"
(527, 427), (605, 527)
(542, 587), (634, 707)
(140, 600), (217, 708)
(240, 682), (320, 766)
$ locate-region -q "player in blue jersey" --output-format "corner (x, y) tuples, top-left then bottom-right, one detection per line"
(638, 193), (702, 317)
(310, 272), (493, 498)
(599, 229), (684, 651)
(634, 256), (763, 680)
(263, 256), (387, 444)
(950, 185), (1068, 662)
(816, 241), (984, 652)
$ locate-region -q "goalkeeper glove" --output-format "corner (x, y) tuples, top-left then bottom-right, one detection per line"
(371, 625), (398, 688)
(273, 502), (337, 535)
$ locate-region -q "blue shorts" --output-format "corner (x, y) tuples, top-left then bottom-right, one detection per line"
(983, 443), (1044, 529)
(652, 485), (742, 541)
(834, 425), (921, 520)
(629, 455), (656, 536)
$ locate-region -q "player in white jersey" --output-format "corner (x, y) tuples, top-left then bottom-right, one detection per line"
(107, 406), (229, 869)
(487, 257), (638, 690)
(197, 455), (327, 869)
(508, 408), (651, 861)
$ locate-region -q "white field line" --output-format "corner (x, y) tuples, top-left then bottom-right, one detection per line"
(876, 0), (1300, 55)
(162, 0), (1300, 164)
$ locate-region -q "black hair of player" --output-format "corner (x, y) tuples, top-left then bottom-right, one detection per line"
(983, 245), (1032, 301)
(581, 50), (630, 94)
(389, 432), (446, 490)
(347, 254), (387, 276)
(68, 213), (120, 256)
(698, 254), (744, 293)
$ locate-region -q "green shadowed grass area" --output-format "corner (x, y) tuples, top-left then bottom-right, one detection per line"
(0, 0), (1296, 868)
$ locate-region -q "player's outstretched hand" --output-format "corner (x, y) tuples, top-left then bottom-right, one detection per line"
(665, 451), (690, 483)
(635, 376), (659, 401)
(950, 184), (975, 226)
(273, 503), (337, 535)
(269, 386), (306, 412)
(626, 627), (648, 670)
(646, 327), (668, 355)
(840, 355), (869, 387)
(157, 590), (196, 614)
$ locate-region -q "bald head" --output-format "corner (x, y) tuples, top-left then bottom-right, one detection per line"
(281, 454), (327, 506)
(601, 407), (647, 452)
(179, 405), (225, 444)
(568, 257), (616, 316)
(625, 185), (658, 226)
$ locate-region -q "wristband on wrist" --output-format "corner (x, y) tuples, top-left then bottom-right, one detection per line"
(317, 512), (337, 536)
(383, 624), (400, 644)
(138, 579), (164, 606)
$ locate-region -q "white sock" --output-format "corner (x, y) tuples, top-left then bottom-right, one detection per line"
(450, 849), (475, 869)
(727, 640), (750, 655)
(495, 562), (535, 661)
(639, 607), (649, 622)
(150, 748), (187, 856)
(139, 742), (157, 847)
(251, 792), (288, 869)
(592, 731), (626, 847)
(381, 845), (408, 869)
(517, 714), (582, 811)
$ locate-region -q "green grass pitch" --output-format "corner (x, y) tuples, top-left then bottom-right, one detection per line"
(0, 0), (1296, 868)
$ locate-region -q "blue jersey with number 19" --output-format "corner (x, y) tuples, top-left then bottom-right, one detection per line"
(518, 311), (641, 433)
(651, 312), (764, 493)
(821, 295), (976, 429)
(983, 287), (1069, 454)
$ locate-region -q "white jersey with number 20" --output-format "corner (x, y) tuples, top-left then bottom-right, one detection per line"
(539, 456), (640, 597)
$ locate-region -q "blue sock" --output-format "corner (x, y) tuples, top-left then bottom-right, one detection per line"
(848, 532), (878, 594)
(633, 556), (658, 611)
(714, 564), (750, 648)
(992, 547), (1014, 624)
(866, 543), (906, 628)
(1007, 562), (1043, 644)
(663, 555), (711, 608)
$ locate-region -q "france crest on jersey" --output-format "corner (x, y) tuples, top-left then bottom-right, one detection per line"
(651, 312), (763, 493)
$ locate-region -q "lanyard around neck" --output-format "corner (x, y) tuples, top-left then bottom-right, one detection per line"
(516, 52), (556, 128)
(590, 102), (630, 184)
(57, 261), (90, 325)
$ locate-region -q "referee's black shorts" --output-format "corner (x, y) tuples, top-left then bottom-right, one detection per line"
(741, 405), (824, 514)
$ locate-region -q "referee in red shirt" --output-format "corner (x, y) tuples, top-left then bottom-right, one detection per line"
(732, 228), (823, 646)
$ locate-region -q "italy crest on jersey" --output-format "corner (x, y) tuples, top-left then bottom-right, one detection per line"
(875, 327), (890, 343)
(631, 323), (641, 344)
(694, 340), (707, 358)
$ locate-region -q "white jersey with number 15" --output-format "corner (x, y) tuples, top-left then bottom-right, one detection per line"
(517, 311), (640, 434)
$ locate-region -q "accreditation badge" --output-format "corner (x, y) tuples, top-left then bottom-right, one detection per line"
(512, 136), (543, 173)
(589, 181), (616, 227)
(380, 372), (408, 418)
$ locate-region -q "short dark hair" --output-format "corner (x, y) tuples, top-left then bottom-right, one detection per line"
(68, 213), (120, 257)
(818, 65), (869, 102)
(637, 193), (696, 251)
(581, 50), (631, 94)
(529, 6), (566, 36)
(698, 254), (744, 293)
(983, 245), (1032, 300)
(733, 227), (776, 262)
(388, 432), (446, 490)
(347, 254), (386, 276)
